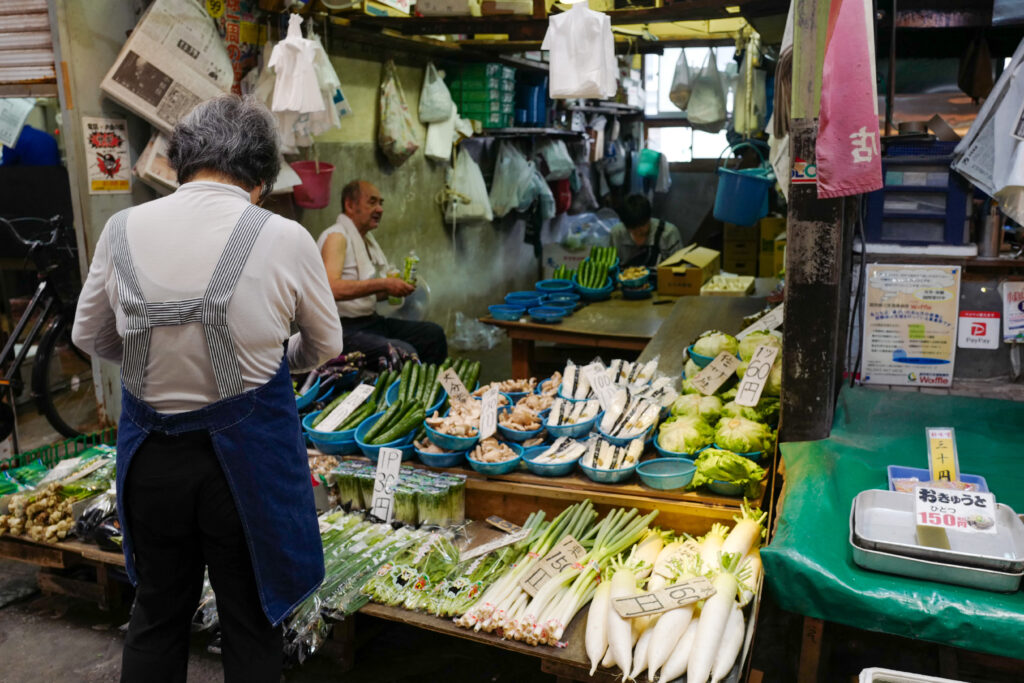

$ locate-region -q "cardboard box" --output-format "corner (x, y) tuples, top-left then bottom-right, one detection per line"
(701, 275), (756, 297)
(656, 244), (720, 296)
(764, 232), (786, 277)
(723, 223), (759, 242)
(722, 257), (758, 276)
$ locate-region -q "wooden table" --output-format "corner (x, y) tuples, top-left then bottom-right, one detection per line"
(480, 294), (674, 378)
(0, 534), (125, 609)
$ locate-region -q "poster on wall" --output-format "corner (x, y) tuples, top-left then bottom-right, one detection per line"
(861, 264), (961, 387)
(83, 116), (132, 194)
(1002, 281), (1024, 343)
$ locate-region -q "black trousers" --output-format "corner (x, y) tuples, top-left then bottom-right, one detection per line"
(121, 430), (282, 683)
(343, 314), (448, 365)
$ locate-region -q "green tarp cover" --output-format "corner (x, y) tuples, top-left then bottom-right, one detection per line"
(761, 386), (1024, 658)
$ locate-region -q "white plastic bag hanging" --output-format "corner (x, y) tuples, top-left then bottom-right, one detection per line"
(687, 48), (727, 132)
(489, 141), (533, 217)
(419, 62), (455, 124)
(668, 50), (693, 111)
(378, 60), (419, 167)
(425, 102), (458, 162)
(535, 138), (575, 180)
(444, 147), (493, 224)
(541, 2), (617, 100)
(268, 15), (323, 114)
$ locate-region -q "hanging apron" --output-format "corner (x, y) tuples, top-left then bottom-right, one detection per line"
(109, 205), (324, 626)
(622, 219), (666, 269)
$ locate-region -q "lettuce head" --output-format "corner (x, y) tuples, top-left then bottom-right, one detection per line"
(658, 415), (715, 454)
(738, 330), (783, 361)
(721, 398), (779, 425)
(692, 330), (739, 358)
(714, 416), (774, 454)
(688, 448), (766, 498)
(671, 394), (722, 423)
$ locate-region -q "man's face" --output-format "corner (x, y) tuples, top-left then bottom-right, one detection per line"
(346, 182), (384, 231)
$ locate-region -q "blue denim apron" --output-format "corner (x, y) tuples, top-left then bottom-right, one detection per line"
(108, 205), (324, 626)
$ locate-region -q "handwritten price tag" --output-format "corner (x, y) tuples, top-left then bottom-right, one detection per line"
(735, 345), (779, 407)
(690, 352), (741, 396)
(315, 383), (375, 432)
(460, 527), (530, 561)
(369, 447), (404, 523)
(439, 368), (471, 405)
(915, 485), (997, 535)
(486, 515), (523, 534)
(582, 362), (616, 413)
(479, 387), (499, 439)
(518, 535), (587, 596)
(611, 576), (716, 618)
(737, 304), (784, 339)
(926, 427), (960, 484)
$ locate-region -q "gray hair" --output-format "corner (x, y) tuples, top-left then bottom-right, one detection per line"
(168, 95), (280, 193)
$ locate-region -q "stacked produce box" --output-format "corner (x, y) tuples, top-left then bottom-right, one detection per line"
(448, 63), (516, 129)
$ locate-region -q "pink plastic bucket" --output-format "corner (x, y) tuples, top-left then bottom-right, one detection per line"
(291, 161), (335, 209)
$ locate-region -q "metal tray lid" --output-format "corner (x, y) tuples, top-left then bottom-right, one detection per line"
(851, 489), (1024, 574)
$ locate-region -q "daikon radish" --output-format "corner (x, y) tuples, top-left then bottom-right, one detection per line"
(629, 626), (654, 681)
(646, 604), (693, 681)
(711, 603), (745, 682)
(658, 617), (699, 682)
(721, 501), (766, 558)
(698, 524), (729, 573)
(606, 566), (636, 679)
(586, 580), (611, 675)
(686, 553), (748, 683)
(738, 551), (761, 608)
(601, 648), (616, 669)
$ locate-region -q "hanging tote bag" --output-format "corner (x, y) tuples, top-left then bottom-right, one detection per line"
(378, 60), (419, 167)
(443, 148), (494, 224)
(687, 49), (727, 133)
(419, 62), (455, 123)
(668, 49), (693, 111)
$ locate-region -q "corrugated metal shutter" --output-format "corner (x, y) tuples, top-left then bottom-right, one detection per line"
(0, 0), (56, 96)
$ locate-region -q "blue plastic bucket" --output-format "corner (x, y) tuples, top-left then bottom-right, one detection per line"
(713, 143), (774, 227)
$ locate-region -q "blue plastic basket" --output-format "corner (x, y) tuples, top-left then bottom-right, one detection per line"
(466, 443), (524, 475)
(713, 143), (773, 227)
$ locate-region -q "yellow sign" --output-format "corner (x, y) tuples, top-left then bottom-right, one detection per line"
(926, 427), (960, 483)
(205, 0), (225, 19)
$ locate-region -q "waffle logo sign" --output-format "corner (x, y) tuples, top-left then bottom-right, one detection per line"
(957, 310), (1000, 350)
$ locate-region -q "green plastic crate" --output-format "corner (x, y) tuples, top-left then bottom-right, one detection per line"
(450, 75), (515, 94)
(458, 63), (515, 81)
(458, 89), (515, 106)
(0, 427), (117, 471)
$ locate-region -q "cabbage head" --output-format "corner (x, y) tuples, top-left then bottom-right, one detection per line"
(721, 398), (779, 425)
(764, 359), (782, 396)
(714, 416), (774, 454)
(658, 415), (715, 454)
(684, 358), (701, 380)
(671, 394), (722, 423)
(692, 330), (739, 358)
(738, 330), (783, 361)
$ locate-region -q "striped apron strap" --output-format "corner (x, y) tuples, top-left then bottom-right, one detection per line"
(108, 209), (151, 399)
(201, 205), (275, 399)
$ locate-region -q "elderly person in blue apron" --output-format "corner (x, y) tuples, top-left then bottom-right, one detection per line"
(72, 95), (343, 683)
(610, 193), (684, 269)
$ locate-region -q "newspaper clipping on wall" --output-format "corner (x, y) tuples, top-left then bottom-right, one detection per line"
(100, 0), (233, 135)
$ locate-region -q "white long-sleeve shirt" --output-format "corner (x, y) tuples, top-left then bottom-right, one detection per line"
(72, 181), (343, 413)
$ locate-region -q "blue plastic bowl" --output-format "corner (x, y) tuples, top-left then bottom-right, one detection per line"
(528, 305), (566, 323)
(489, 304), (526, 322)
(572, 273), (614, 301)
(295, 377), (321, 410)
(414, 445), (468, 468)
(687, 344), (716, 368)
(542, 302), (576, 317)
(466, 442), (524, 475)
(618, 270), (650, 289)
(522, 446), (580, 477)
(535, 279), (575, 294)
(708, 479), (745, 496)
(545, 409), (602, 438)
(557, 384), (592, 402)
(303, 410), (360, 442)
(652, 433), (704, 460)
(496, 407), (544, 442)
(544, 292), (581, 307)
(505, 291), (545, 308)
(424, 421), (480, 451)
(579, 459), (637, 484)
(385, 379), (446, 415)
(598, 423), (654, 448)
(637, 458), (697, 490)
(536, 377), (557, 395)
(712, 443), (765, 461)
(355, 412), (417, 460)
(622, 284), (654, 300)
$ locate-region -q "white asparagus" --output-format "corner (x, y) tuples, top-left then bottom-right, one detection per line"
(646, 605), (694, 680)
(711, 604), (746, 683)
(606, 569), (636, 679)
(658, 617), (699, 682)
(586, 580), (612, 675)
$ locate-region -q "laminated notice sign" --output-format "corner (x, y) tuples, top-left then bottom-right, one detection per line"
(82, 117), (131, 194)
(861, 265), (960, 387)
(101, 0), (233, 135)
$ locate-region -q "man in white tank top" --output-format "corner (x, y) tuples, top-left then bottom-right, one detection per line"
(318, 180), (447, 365)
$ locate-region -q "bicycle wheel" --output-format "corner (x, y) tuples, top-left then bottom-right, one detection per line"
(32, 315), (100, 438)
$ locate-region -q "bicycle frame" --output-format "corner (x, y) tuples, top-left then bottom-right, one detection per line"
(1, 278), (58, 385)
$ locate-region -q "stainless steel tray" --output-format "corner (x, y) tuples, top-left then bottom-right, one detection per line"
(852, 489), (1024, 573)
(849, 502), (1024, 593)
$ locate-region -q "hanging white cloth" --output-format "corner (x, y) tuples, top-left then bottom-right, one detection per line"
(268, 15), (323, 114)
(541, 2), (617, 100)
